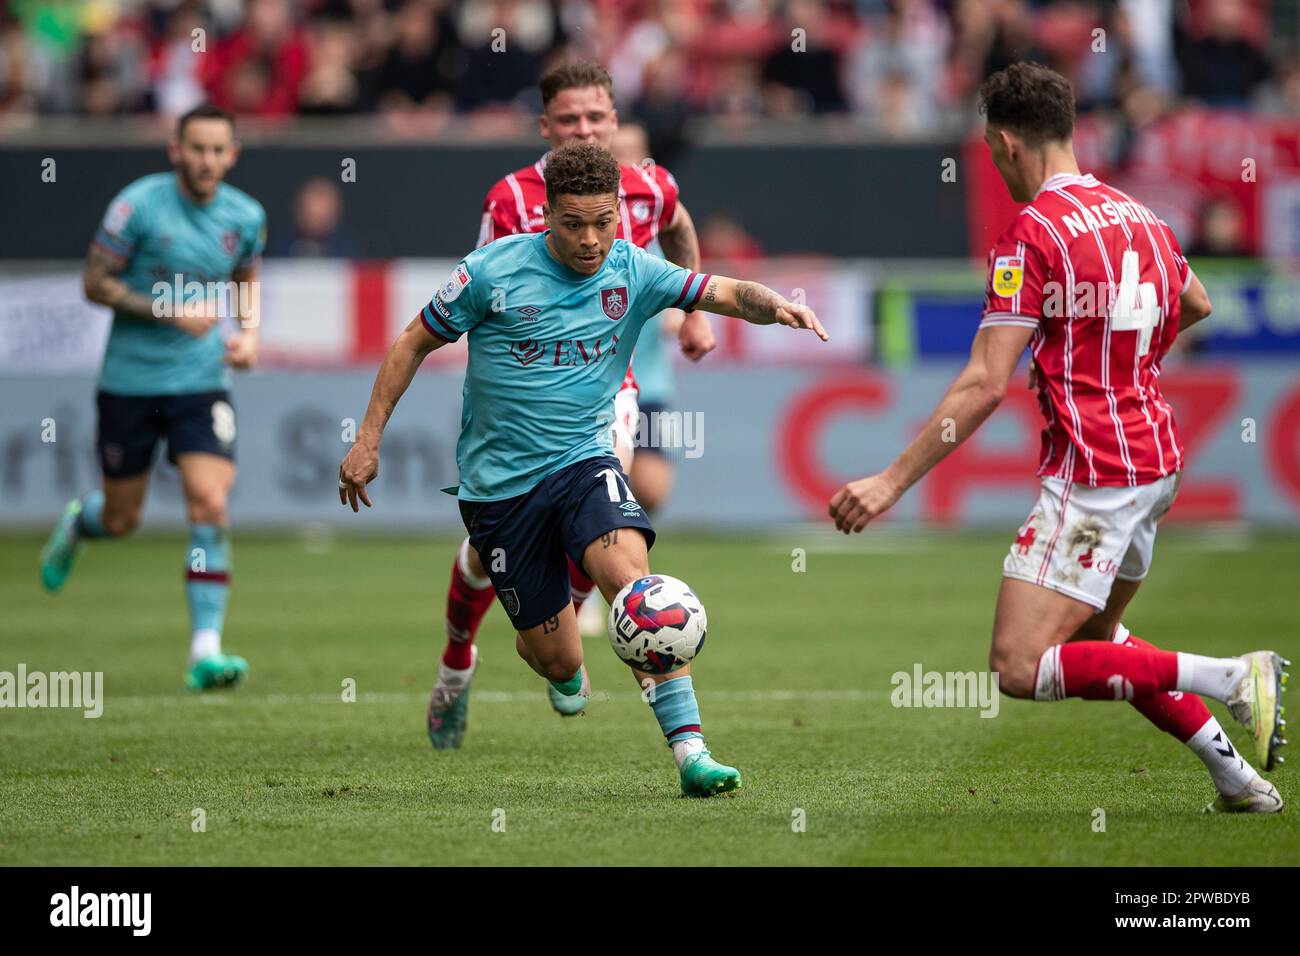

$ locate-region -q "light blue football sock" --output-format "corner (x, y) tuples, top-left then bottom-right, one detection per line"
(649, 674), (703, 744)
(75, 490), (107, 539)
(186, 524), (231, 639)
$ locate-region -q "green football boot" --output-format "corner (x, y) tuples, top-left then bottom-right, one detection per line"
(185, 654), (248, 692)
(679, 749), (742, 798)
(40, 498), (86, 593)
(1226, 651), (1290, 771)
(428, 646), (479, 750)
(547, 663), (591, 716)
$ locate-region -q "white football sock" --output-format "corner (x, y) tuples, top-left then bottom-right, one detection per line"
(189, 627), (221, 665)
(457, 537), (492, 590)
(670, 736), (705, 768)
(1186, 716), (1258, 796)
(1176, 653), (1248, 702)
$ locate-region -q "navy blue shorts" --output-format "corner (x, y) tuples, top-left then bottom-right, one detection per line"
(96, 390), (236, 479)
(459, 455), (656, 631)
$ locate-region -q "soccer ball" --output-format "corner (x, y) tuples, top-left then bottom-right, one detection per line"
(607, 574), (707, 674)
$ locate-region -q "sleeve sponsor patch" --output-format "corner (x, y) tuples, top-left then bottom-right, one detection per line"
(437, 263), (472, 304)
(992, 255), (1024, 297)
(103, 199), (132, 238)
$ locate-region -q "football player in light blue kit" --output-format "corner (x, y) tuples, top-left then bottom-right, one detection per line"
(338, 144), (827, 796)
(40, 103), (266, 692)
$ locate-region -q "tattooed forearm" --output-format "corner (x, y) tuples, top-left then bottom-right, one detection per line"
(83, 246), (162, 320)
(600, 529), (620, 549)
(659, 203), (700, 271)
(734, 281), (784, 325)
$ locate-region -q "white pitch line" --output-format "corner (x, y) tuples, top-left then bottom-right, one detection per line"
(104, 687), (887, 709)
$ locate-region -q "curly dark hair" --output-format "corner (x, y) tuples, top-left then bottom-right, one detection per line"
(978, 62), (1075, 145)
(544, 143), (621, 206)
(540, 61), (615, 107)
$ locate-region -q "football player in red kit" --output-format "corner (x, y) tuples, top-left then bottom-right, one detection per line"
(830, 62), (1288, 813)
(428, 61), (715, 748)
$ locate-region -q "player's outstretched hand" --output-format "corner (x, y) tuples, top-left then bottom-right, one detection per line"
(224, 331), (258, 369)
(776, 302), (829, 342)
(829, 473), (901, 534)
(338, 442), (379, 512)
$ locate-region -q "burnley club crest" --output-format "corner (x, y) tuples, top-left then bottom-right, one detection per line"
(601, 286), (628, 320)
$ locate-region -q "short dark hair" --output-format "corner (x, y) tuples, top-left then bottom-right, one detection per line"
(539, 61), (615, 108)
(544, 143), (621, 206)
(177, 102), (236, 139)
(978, 62), (1075, 145)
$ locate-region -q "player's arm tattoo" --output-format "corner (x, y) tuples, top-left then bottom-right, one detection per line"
(733, 281), (785, 325)
(83, 245), (165, 321)
(541, 615), (561, 635)
(658, 202), (700, 272)
(601, 529), (619, 548)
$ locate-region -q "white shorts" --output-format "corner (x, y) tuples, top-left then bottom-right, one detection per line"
(1002, 473), (1181, 611)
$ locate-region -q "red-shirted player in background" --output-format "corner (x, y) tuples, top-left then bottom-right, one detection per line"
(427, 61), (716, 749)
(830, 62), (1288, 813)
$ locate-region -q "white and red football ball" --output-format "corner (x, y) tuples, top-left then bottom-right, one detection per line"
(607, 574), (708, 674)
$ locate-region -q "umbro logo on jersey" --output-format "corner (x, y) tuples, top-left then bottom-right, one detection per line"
(518, 305), (542, 321)
(601, 286), (628, 320)
(619, 501), (642, 515)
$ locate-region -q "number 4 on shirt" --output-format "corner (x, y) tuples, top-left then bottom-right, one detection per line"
(1111, 249), (1159, 356)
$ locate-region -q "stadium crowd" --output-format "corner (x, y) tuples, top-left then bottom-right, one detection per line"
(1, 0), (1297, 137)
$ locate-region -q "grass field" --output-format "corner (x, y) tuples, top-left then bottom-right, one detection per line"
(1, 528), (1296, 866)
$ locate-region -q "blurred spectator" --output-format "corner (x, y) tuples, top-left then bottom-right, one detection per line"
(457, 0), (556, 111)
(375, 2), (460, 115)
(269, 177), (356, 258)
(761, 0), (850, 114)
(1186, 195), (1249, 257)
(299, 18), (362, 115)
(151, 3), (209, 119)
(203, 0), (309, 116)
(1177, 0), (1272, 104)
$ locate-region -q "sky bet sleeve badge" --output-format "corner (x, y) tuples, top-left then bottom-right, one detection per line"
(992, 255), (1024, 297)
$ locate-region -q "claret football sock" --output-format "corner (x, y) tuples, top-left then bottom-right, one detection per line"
(186, 524), (230, 664)
(443, 538), (493, 670)
(649, 675), (705, 767)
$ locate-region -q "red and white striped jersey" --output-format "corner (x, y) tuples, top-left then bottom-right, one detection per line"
(477, 151), (679, 250)
(980, 172), (1192, 487)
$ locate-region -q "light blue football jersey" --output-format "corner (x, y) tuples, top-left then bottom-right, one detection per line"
(421, 232), (709, 501)
(93, 172), (267, 396)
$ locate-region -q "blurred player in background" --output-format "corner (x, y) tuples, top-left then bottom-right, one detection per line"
(340, 143), (827, 795)
(830, 62), (1288, 813)
(39, 103), (267, 692)
(427, 61), (714, 748)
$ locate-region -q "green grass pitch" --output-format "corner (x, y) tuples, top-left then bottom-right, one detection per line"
(2, 528), (1296, 865)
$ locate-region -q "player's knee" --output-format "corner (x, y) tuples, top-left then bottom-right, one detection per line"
(466, 543), (487, 580)
(988, 644), (1036, 699)
(186, 489), (228, 526)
